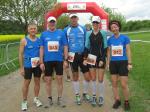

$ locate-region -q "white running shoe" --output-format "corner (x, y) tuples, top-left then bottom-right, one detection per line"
(98, 96), (104, 106)
(57, 97), (66, 108)
(33, 97), (43, 107)
(21, 100), (27, 111)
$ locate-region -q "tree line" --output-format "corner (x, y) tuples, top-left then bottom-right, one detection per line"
(102, 5), (150, 32)
(0, 1), (149, 34)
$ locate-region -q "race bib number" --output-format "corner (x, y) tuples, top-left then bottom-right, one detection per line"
(31, 57), (39, 68)
(68, 52), (75, 62)
(48, 41), (59, 52)
(87, 54), (97, 65)
(112, 45), (123, 56)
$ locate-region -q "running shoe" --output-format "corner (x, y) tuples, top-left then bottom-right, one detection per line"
(76, 95), (81, 105)
(21, 100), (27, 111)
(33, 97), (42, 107)
(91, 96), (97, 107)
(66, 76), (71, 82)
(57, 97), (66, 108)
(113, 100), (121, 109)
(124, 100), (130, 111)
(98, 96), (104, 106)
(44, 97), (53, 108)
(83, 93), (91, 102)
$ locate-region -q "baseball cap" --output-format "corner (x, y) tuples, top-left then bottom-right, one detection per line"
(92, 16), (101, 23)
(69, 13), (78, 18)
(47, 16), (56, 22)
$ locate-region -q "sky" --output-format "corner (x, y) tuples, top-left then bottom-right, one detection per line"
(76, 0), (150, 25)
(100, 0), (150, 21)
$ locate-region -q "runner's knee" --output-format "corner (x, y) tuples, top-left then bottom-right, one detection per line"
(121, 82), (128, 90)
(112, 81), (118, 88)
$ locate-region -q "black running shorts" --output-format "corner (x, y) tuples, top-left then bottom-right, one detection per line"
(44, 61), (63, 76)
(109, 60), (128, 76)
(70, 53), (89, 74)
(24, 66), (41, 79)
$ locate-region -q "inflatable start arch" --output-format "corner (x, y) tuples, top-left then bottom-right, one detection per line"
(45, 2), (109, 30)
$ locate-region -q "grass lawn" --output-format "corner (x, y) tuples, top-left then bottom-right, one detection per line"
(0, 41), (20, 76)
(128, 41), (150, 112)
(126, 32), (150, 41)
(0, 61), (19, 76)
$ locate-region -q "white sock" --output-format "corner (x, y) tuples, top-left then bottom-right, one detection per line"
(83, 80), (89, 94)
(73, 81), (80, 95)
(99, 81), (104, 98)
(92, 81), (97, 96)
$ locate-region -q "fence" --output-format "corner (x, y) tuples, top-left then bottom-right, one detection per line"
(0, 42), (20, 70)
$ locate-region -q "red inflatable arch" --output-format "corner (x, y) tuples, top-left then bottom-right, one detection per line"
(45, 2), (109, 30)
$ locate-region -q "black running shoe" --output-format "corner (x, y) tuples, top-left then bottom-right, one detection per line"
(124, 100), (130, 111)
(113, 100), (121, 109)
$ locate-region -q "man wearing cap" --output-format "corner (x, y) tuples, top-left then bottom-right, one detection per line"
(40, 16), (68, 108)
(64, 13), (91, 105)
(85, 16), (107, 106)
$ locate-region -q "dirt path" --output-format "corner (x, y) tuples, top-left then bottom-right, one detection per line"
(0, 70), (124, 112)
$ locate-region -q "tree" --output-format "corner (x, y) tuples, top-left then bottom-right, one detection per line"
(85, 23), (92, 31)
(0, 20), (25, 34)
(0, 0), (56, 33)
(56, 14), (70, 29)
(123, 20), (150, 31)
(102, 5), (126, 31)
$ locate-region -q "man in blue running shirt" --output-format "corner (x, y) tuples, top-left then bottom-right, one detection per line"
(40, 16), (68, 108)
(64, 13), (91, 105)
(19, 23), (42, 111)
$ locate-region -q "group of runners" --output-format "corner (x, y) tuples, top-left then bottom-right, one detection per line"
(19, 13), (132, 111)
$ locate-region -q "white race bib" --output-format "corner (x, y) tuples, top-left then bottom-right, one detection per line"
(31, 57), (39, 68)
(48, 41), (59, 52)
(87, 54), (97, 65)
(111, 45), (123, 56)
(68, 52), (75, 62)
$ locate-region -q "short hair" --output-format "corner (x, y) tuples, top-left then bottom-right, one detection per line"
(109, 20), (121, 31)
(28, 23), (37, 29)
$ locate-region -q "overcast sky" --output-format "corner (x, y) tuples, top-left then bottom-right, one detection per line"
(100, 0), (150, 20)
(77, 0), (150, 25)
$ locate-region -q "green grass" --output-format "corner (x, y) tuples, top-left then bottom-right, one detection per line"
(0, 42), (20, 76)
(0, 61), (19, 76)
(128, 42), (150, 112)
(126, 32), (150, 41)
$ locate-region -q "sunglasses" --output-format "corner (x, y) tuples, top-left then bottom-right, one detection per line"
(92, 21), (99, 24)
(49, 20), (56, 23)
(71, 16), (77, 19)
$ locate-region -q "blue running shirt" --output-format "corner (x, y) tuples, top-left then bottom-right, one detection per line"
(40, 29), (68, 62)
(64, 25), (86, 53)
(24, 36), (41, 68)
(107, 34), (130, 61)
